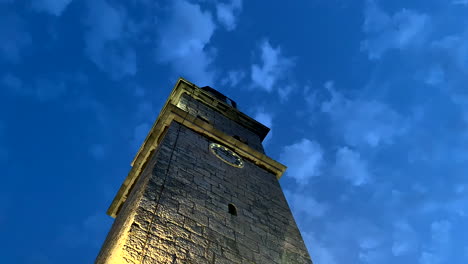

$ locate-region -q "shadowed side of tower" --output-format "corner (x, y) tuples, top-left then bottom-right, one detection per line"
(95, 78), (313, 263)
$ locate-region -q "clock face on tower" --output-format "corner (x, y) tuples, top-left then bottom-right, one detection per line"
(209, 143), (244, 168)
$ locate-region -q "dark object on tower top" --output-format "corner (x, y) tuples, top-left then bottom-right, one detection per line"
(201, 86), (237, 109)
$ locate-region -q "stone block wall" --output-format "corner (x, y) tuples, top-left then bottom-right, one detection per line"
(177, 93), (265, 153)
(96, 121), (312, 263)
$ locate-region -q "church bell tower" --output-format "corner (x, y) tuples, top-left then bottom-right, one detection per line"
(96, 78), (313, 263)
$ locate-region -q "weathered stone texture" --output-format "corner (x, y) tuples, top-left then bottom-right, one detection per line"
(177, 93), (265, 153)
(96, 120), (312, 263)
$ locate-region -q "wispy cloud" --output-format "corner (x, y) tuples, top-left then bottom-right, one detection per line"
(321, 81), (407, 149)
(306, 218), (388, 263)
(392, 220), (418, 256)
(343, 2), (468, 263)
(32, 0), (73, 16)
(286, 4), (468, 259)
(333, 146), (371, 186)
(156, 0), (216, 85)
(84, 0), (137, 80)
(254, 110), (273, 128)
(419, 252), (440, 264)
(417, 220), (452, 264)
(303, 232), (338, 264)
(221, 70), (245, 88)
(216, 0), (242, 31)
(251, 40), (295, 96)
(424, 65), (445, 86)
(361, 0), (430, 60)
(430, 220), (451, 245)
(452, 0), (468, 5)
(280, 138), (323, 185)
(431, 34), (468, 78)
(284, 190), (327, 219)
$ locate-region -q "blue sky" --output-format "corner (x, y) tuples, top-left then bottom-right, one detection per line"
(1, 0), (468, 263)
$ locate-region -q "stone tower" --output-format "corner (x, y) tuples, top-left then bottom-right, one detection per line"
(96, 78), (313, 263)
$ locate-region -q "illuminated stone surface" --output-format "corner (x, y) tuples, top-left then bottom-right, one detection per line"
(95, 79), (312, 263)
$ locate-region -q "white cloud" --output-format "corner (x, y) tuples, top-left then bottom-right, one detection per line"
(392, 220), (418, 256)
(432, 34), (468, 74)
(311, 218), (388, 264)
(416, 220), (452, 264)
(419, 195), (468, 218)
(321, 82), (406, 148)
(284, 190), (327, 219)
(303, 84), (316, 103)
(430, 220), (451, 245)
(293, 2), (468, 263)
(333, 147), (370, 186)
(251, 40), (294, 94)
(454, 184), (467, 195)
(32, 0), (73, 16)
(361, 0), (430, 60)
(453, 0), (468, 5)
(156, 0), (216, 85)
(221, 70), (245, 87)
(216, 0), (242, 31)
(254, 111), (272, 128)
(359, 249), (388, 264)
(450, 93), (468, 125)
(419, 251), (440, 264)
(0, 14), (32, 64)
(424, 65), (445, 86)
(278, 85), (293, 101)
(280, 139), (323, 185)
(359, 237), (381, 250)
(302, 232), (338, 264)
(84, 0), (137, 80)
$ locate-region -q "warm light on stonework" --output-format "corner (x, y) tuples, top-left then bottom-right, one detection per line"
(95, 78), (312, 264)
